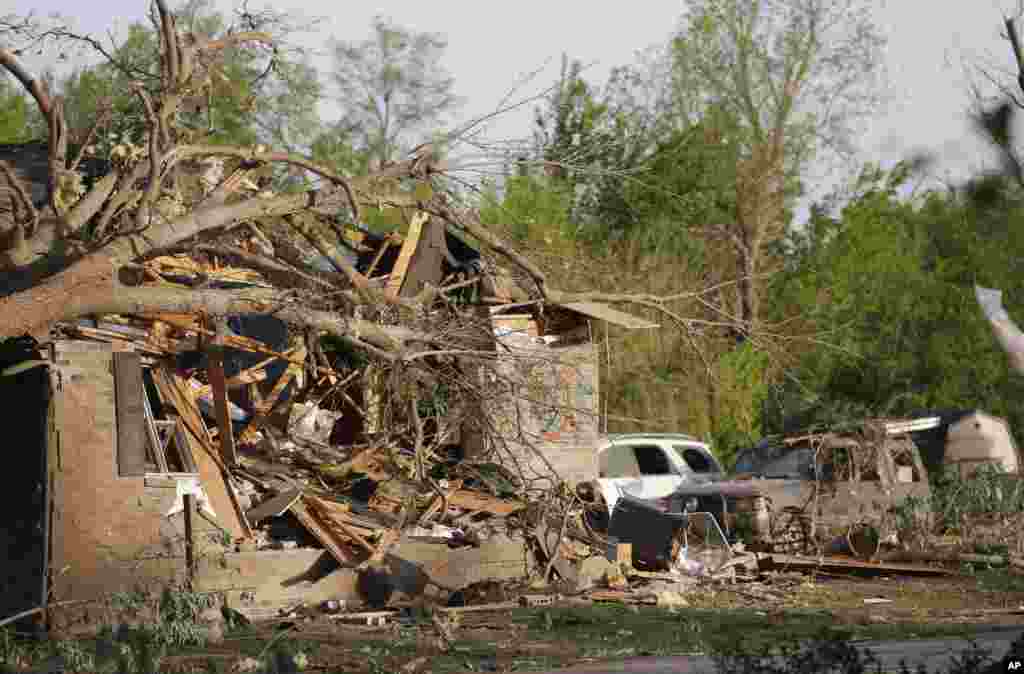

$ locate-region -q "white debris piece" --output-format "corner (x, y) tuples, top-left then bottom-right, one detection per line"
(288, 402), (343, 444)
(165, 476), (217, 520)
(976, 285), (1024, 375)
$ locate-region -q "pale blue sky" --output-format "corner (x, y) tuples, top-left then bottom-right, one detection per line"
(11, 0), (1021, 203)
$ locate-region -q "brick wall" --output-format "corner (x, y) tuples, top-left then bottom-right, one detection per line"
(48, 341), (223, 614)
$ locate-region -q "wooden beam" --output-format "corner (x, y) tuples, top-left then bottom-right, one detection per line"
(205, 320), (237, 467)
(447, 490), (525, 517)
(245, 488), (302, 524)
(385, 211), (428, 299)
(237, 345), (306, 444)
(184, 494), (195, 590)
(289, 499), (359, 566)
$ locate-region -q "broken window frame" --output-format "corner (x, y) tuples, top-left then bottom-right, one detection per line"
(142, 368), (199, 483)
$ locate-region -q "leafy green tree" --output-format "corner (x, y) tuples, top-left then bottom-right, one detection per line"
(670, 0), (885, 333)
(330, 17), (459, 166)
(769, 165), (1024, 436)
(0, 74), (33, 142)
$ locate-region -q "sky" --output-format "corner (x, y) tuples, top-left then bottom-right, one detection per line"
(12, 0), (1023, 205)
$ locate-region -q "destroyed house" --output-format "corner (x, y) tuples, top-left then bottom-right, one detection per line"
(0, 214), (658, 632)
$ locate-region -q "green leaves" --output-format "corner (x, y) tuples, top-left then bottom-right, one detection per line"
(771, 164), (1024, 437)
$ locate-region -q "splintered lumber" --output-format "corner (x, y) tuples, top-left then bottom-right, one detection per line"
(288, 497), (363, 564)
(292, 500), (360, 565)
(152, 368), (250, 539)
(303, 495), (379, 554)
(191, 352), (284, 398)
(237, 345), (307, 444)
(385, 211), (428, 298)
(206, 324), (237, 467)
(447, 490), (525, 517)
(765, 553), (954, 577)
(73, 326), (169, 356)
(245, 488), (302, 524)
(419, 479), (465, 524)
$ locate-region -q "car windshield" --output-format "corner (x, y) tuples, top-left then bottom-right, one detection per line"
(672, 445), (719, 473)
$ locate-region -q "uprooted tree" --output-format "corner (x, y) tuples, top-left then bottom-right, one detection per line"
(0, 1), (764, 501)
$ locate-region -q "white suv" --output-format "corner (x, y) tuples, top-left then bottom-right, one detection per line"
(594, 433), (723, 514)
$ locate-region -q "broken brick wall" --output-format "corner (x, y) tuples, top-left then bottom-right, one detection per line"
(47, 341), (226, 629)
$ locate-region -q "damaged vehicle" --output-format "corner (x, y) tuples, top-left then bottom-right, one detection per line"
(581, 433), (753, 544)
(581, 422), (938, 557)
(589, 433), (722, 518)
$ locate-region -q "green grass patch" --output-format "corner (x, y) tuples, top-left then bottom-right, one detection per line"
(511, 605), (979, 659)
(972, 567), (1024, 593)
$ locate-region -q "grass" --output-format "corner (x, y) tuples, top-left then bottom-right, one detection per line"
(510, 605), (978, 659)
(2, 572), (1021, 673)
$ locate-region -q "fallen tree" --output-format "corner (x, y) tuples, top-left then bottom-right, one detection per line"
(0, 0), (766, 496)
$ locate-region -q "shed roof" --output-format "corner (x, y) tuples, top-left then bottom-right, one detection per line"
(558, 302), (659, 330)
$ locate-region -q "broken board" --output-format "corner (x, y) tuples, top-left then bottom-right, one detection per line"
(246, 489), (302, 524)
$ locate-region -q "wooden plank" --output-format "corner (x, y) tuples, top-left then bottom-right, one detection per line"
(305, 495), (377, 553)
(447, 490), (524, 517)
(152, 368), (250, 540)
(398, 216), (449, 298)
(237, 346), (306, 444)
(192, 351), (293, 398)
(288, 499), (359, 566)
(144, 472), (200, 488)
(766, 553), (955, 577)
(205, 326), (237, 467)
(437, 601), (518, 615)
(113, 351), (148, 476)
(419, 479), (464, 524)
(245, 488), (302, 523)
(385, 211), (428, 299)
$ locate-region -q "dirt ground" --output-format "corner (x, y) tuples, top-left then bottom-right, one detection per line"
(152, 567), (1024, 673)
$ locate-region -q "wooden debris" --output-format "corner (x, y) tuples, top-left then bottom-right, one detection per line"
(152, 368), (251, 539)
(385, 211), (428, 298)
(245, 488), (302, 524)
(206, 321), (237, 467)
(329, 610), (398, 626)
(288, 498), (360, 566)
(303, 495), (380, 554)
(765, 553), (955, 577)
(237, 345), (307, 444)
(436, 601), (518, 615)
(447, 490), (525, 517)
(419, 479), (464, 524)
